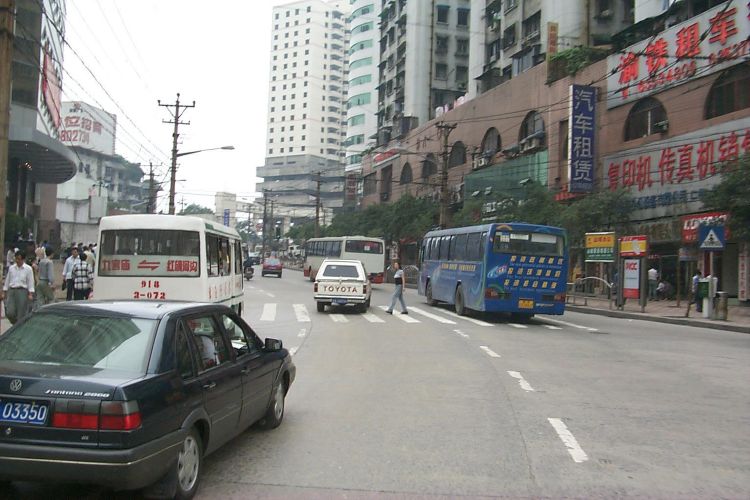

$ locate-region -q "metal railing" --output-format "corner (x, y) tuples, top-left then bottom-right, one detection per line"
(567, 276), (614, 309)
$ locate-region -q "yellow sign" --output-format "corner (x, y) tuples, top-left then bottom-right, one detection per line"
(585, 232), (615, 249)
(519, 299), (534, 309)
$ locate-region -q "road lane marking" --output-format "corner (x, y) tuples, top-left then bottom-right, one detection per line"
(289, 347), (298, 356)
(362, 313), (385, 323)
(543, 325), (562, 330)
(508, 323), (528, 329)
(378, 306), (420, 323)
(440, 310), (493, 326)
(329, 314), (349, 323)
(542, 318), (598, 332)
(260, 303), (276, 321)
(409, 306), (456, 324)
(297, 328), (307, 338)
(265, 292), (276, 298)
(507, 371), (535, 392)
(548, 418), (589, 463)
(479, 345), (501, 358)
(453, 329), (469, 338)
(293, 304), (310, 322)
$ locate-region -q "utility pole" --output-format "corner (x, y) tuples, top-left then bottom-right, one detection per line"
(437, 122), (457, 228)
(0, 0), (15, 261)
(158, 93), (194, 215)
(147, 162), (155, 213)
(262, 189), (269, 257)
(314, 172), (321, 237)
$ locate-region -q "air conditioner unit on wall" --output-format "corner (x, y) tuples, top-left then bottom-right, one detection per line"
(521, 137), (543, 152)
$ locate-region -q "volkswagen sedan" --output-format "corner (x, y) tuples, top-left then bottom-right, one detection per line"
(0, 301), (295, 499)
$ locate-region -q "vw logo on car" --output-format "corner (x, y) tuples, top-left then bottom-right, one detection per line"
(9, 379), (22, 392)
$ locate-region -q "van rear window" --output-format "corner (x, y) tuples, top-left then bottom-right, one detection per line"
(322, 265), (360, 278)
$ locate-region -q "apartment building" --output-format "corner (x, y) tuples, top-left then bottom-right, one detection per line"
(258, 0), (350, 216)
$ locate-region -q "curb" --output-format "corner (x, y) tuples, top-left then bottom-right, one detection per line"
(566, 305), (750, 334)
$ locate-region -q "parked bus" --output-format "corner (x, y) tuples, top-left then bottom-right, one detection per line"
(95, 214), (245, 315)
(303, 236), (386, 283)
(418, 223), (568, 319)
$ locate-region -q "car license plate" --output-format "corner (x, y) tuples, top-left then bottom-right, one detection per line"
(518, 299), (534, 309)
(333, 298), (348, 305)
(0, 399), (49, 425)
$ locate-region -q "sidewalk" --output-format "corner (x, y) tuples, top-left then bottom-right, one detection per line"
(566, 295), (750, 334)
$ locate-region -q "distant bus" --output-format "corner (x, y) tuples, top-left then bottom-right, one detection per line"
(95, 214), (245, 315)
(303, 236), (386, 283)
(418, 223), (568, 319)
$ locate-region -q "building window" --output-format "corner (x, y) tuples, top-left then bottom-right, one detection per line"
(624, 97), (667, 141)
(348, 114), (366, 126)
(350, 74), (373, 86)
(436, 35), (449, 54)
(522, 11), (541, 41)
(455, 66), (468, 87)
(400, 163), (413, 184)
(503, 24), (516, 48)
(350, 57), (373, 70)
(481, 127), (501, 157)
(519, 111), (546, 146)
(705, 64), (750, 119)
(421, 153), (438, 178)
(456, 38), (469, 56)
(353, 21), (373, 33)
(449, 141), (466, 168)
(435, 63), (448, 80)
(436, 5), (449, 23)
(457, 8), (469, 27)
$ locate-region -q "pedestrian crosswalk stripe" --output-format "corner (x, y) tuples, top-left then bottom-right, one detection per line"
(293, 304), (310, 323)
(362, 312), (385, 323)
(508, 323), (528, 329)
(378, 306), (420, 323)
(440, 309), (493, 326)
(329, 314), (349, 323)
(543, 325), (562, 330)
(260, 303), (276, 321)
(409, 306), (456, 324)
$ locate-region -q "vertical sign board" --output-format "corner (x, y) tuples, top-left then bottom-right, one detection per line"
(547, 22), (559, 60)
(568, 85), (597, 193)
(739, 243), (749, 302)
(585, 232), (615, 262)
(623, 259), (641, 299)
(697, 224), (726, 251)
(223, 209), (230, 227)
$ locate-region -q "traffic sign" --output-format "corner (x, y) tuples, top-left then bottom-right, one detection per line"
(698, 225), (725, 250)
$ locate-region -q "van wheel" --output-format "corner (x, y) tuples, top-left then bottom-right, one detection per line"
(317, 302), (325, 312)
(454, 285), (466, 316)
(426, 281), (437, 306)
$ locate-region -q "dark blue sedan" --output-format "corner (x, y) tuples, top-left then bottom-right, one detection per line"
(0, 301), (295, 498)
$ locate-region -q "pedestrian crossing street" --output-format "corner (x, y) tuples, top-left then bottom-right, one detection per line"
(246, 302), (581, 331)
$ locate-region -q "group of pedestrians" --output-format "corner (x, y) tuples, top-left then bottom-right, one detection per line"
(1, 241), (96, 326)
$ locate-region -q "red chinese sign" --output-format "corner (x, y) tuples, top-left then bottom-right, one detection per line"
(681, 212), (730, 243)
(607, 0), (750, 108)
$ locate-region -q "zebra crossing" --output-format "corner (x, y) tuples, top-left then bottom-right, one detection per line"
(251, 302), (589, 331)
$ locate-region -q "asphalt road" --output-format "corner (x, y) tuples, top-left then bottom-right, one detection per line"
(3, 268), (748, 499)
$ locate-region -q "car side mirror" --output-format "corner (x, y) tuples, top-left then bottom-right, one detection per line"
(264, 338), (283, 351)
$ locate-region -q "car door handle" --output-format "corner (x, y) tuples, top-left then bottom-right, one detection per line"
(202, 381), (217, 390)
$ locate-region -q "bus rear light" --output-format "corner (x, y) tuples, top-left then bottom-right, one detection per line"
(554, 293), (566, 302)
(370, 273), (384, 284)
(485, 288), (499, 299)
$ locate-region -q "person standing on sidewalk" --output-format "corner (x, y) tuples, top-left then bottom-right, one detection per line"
(385, 260), (408, 315)
(72, 253), (94, 300)
(62, 246), (79, 301)
(1, 251), (35, 324)
(692, 270), (702, 313)
(647, 266), (658, 300)
(36, 247), (55, 308)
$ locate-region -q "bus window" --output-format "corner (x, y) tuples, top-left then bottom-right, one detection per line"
(466, 233), (480, 261)
(448, 236), (457, 261)
(454, 234), (468, 261)
(331, 241), (341, 257)
(345, 239), (383, 254)
(439, 236), (451, 261)
(493, 231), (563, 256)
(220, 238), (231, 275)
(99, 229), (201, 276)
(207, 235), (220, 276)
(235, 241), (242, 274)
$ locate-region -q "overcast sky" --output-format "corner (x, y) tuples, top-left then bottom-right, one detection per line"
(62, 0), (291, 212)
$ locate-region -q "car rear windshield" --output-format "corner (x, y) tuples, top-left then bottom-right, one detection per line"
(322, 264), (360, 278)
(266, 258), (280, 265)
(0, 313), (157, 375)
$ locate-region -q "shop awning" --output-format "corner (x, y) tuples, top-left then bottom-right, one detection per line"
(8, 125), (77, 184)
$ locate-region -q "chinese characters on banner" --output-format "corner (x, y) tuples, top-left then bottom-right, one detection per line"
(739, 244), (749, 301)
(568, 85), (597, 193)
(607, 0), (750, 108)
(681, 211), (730, 243)
(585, 232), (615, 262)
(603, 118), (750, 219)
(98, 256), (200, 277)
(623, 259), (641, 299)
(59, 101), (117, 155)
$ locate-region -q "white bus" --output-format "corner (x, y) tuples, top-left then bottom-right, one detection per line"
(303, 236), (386, 283)
(95, 214), (245, 315)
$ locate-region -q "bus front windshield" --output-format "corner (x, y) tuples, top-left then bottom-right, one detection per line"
(492, 231), (564, 257)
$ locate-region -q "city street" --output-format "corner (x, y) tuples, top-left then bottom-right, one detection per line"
(2, 268), (749, 499)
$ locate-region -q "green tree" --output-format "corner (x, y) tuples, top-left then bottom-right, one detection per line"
(702, 155), (750, 241)
(179, 203), (214, 215)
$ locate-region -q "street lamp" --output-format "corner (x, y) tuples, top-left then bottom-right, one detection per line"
(169, 145), (235, 214)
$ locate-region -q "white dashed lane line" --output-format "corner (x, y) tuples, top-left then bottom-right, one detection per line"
(479, 345), (501, 358)
(548, 418), (589, 463)
(507, 371), (535, 392)
(260, 303), (276, 321)
(541, 317), (598, 332)
(440, 309), (493, 326)
(542, 325), (562, 330)
(297, 328), (307, 338)
(289, 347), (298, 356)
(293, 304), (310, 323)
(453, 329), (469, 338)
(409, 306), (457, 324)
(508, 323), (528, 329)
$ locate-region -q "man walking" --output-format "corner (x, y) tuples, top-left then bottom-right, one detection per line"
(36, 247), (55, 307)
(385, 260), (408, 315)
(72, 253), (94, 300)
(647, 266), (658, 300)
(692, 270), (703, 313)
(1, 251), (35, 324)
(62, 246), (79, 301)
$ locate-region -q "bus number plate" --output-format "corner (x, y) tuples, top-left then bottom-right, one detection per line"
(518, 299), (534, 309)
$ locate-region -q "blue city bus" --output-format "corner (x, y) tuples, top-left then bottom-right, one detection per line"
(418, 223), (568, 318)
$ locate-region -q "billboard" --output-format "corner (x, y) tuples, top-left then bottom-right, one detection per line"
(37, 0), (66, 135)
(60, 102), (117, 156)
(606, 0), (750, 108)
(623, 259), (641, 299)
(585, 232), (615, 262)
(620, 235), (648, 257)
(681, 211), (730, 243)
(568, 85), (597, 193)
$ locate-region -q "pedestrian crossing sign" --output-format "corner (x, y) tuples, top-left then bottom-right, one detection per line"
(698, 225), (725, 250)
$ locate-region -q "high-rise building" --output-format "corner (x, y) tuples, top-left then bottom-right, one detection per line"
(377, 0), (473, 145)
(257, 0), (350, 217)
(344, 1), (381, 174)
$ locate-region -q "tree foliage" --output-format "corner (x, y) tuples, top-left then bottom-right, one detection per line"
(702, 156), (750, 242)
(179, 203), (214, 215)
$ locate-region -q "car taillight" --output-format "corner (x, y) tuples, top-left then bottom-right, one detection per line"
(52, 412), (99, 430)
(363, 284), (368, 294)
(100, 401), (142, 430)
(314, 282), (318, 292)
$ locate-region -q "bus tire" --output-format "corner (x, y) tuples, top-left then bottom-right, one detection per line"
(454, 285), (466, 316)
(316, 302), (325, 312)
(426, 281), (437, 306)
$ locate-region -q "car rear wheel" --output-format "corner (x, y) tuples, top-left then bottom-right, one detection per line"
(317, 302), (325, 312)
(259, 380), (286, 430)
(454, 285), (466, 316)
(426, 281), (437, 306)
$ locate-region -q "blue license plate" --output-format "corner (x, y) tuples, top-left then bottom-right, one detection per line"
(0, 399), (49, 425)
(333, 298), (348, 305)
